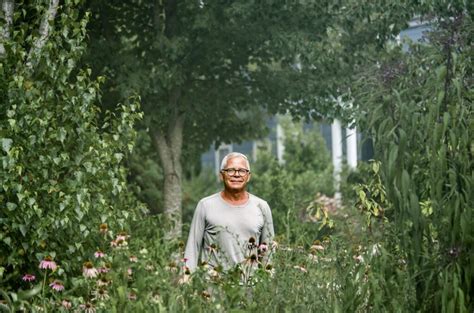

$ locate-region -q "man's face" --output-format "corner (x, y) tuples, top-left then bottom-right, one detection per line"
(220, 157), (251, 192)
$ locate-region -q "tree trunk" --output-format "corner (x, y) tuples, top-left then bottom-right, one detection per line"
(0, 0), (14, 57)
(152, 94), (184, 238)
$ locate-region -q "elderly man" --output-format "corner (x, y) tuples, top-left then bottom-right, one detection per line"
(184, 152), (274, 272)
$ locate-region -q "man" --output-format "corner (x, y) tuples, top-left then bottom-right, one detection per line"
(184, 152), (274, 272)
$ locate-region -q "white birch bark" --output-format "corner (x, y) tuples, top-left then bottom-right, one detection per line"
(26, 0), (59, 68)
(0, 0), (14, 57)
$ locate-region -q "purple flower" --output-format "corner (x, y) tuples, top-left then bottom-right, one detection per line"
(39, 256), (57, 271)
(94, 250), (105, 258)
(83, 261), (98, 278)
(22, 274), (36, 282)
(49, 280), (65, 292)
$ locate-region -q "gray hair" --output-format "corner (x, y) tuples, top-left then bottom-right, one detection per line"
(220, 152), (250, 171)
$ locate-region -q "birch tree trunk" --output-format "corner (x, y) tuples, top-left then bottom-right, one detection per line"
(153, 92), (185, 238)
(0, 0), (14, 57)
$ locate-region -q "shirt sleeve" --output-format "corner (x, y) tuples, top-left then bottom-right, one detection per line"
(184, 201), (206, 271)
(259, 201), (275, 252)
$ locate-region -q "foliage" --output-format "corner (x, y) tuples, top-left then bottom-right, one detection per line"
(126, 130), (164, 214)
(354, 9), (473, 311)
(0, 215), (416, 313)
(0, 1), (143, 292)
(249, 118), (335, 244)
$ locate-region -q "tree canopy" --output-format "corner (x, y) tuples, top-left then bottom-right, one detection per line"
(84, 0), (416, 234)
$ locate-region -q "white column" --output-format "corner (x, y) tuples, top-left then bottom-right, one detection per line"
(276, 121), (285, 164)
(346, 126), (358, 169)
(331, 120), (343, 198)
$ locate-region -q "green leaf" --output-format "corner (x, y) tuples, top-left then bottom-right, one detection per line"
(1, 138), (13, 153)
(17, 284), (41, 300)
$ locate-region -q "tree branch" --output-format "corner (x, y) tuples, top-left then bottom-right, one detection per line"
(0, 0), (14, 58)
(26, 0), (59, 68)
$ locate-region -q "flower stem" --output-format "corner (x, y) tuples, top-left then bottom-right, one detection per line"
(42, 268), (48, 310)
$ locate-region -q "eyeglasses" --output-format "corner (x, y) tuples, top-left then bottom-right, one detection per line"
(221, 168), (250, 176)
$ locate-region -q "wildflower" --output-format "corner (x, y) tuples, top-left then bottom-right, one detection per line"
(139, 248), (149, 255)
(92, 288), (110, 301)
(94, 250), (105, 258)
(371, 243), (381, 257)
(201, 290), (211, 300)
(178, 273), (191, 285)
(116, 231), (128, 242)
(127, 268), (133, 276)
(265, 264), (275, 277)
(165, 261), (178, 273)
(128, 292), (137, 301)
(98, 266), (109, 274)
(96, 277), (111, 287)
(145, 263), (154, 271)
(129, 255), (138, 262)
(83, 261), (98, 278)
(207, 243), (218, 254)
(22, 274), (36, 282)
(310, 244), (325, 252)
(61, 299), (72, 309)
(200, 261), (210, 270)
(353, 255), (364, 263)
(293, 265), (308, 273)
(247, 237), (256, 250)
(271, 241), (279, 250)
(79, 302), (96, 313)
(99, 223), (108, 234)
(308, 253), (319, 262)
(49, 280), (65, 292)
(39, 256), (57, 271)
(248, 254), (258, 264)
(149, 292), (161, 304)
(110, 238), (128, 249)
(258, 242), (268, 254)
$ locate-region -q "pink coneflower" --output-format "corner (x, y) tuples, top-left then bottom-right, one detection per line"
(61, 299), (72, 309)
(165, 261), (178, 273)
(96, 277), (111, 287)
(98, 267), (110, 274)
(92, 288), (110, 301)
(22, 274), (36, 282)
(94, 250), (105, 258)
(127, 268), (133, 277)
(110, 238), (128, 249)
(129, 255), (138, 262)
(247, 237), (256, 250)
(49, 280), (65, 292)
(258, 242), (268, 254)
(83, 261), (98, 278)
(39, 256), (57, 271)
(99, 223), (108, 234)
(116, 231), (128, 242)
(311, 244), (325, 252)
(79, 302), (96, 313)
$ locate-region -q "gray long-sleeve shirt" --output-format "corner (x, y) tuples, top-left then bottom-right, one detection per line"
(184, 192), (274, 271)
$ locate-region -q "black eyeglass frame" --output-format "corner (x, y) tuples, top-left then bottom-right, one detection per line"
(220, 168), (251, 176)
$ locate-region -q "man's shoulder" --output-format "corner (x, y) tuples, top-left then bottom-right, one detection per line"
(198, 192), (221, 205)
(248, 193), (270, 207)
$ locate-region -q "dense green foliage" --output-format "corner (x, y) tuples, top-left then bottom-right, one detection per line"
(354, 10), (473, 311)
(0, 1), (143, 291)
